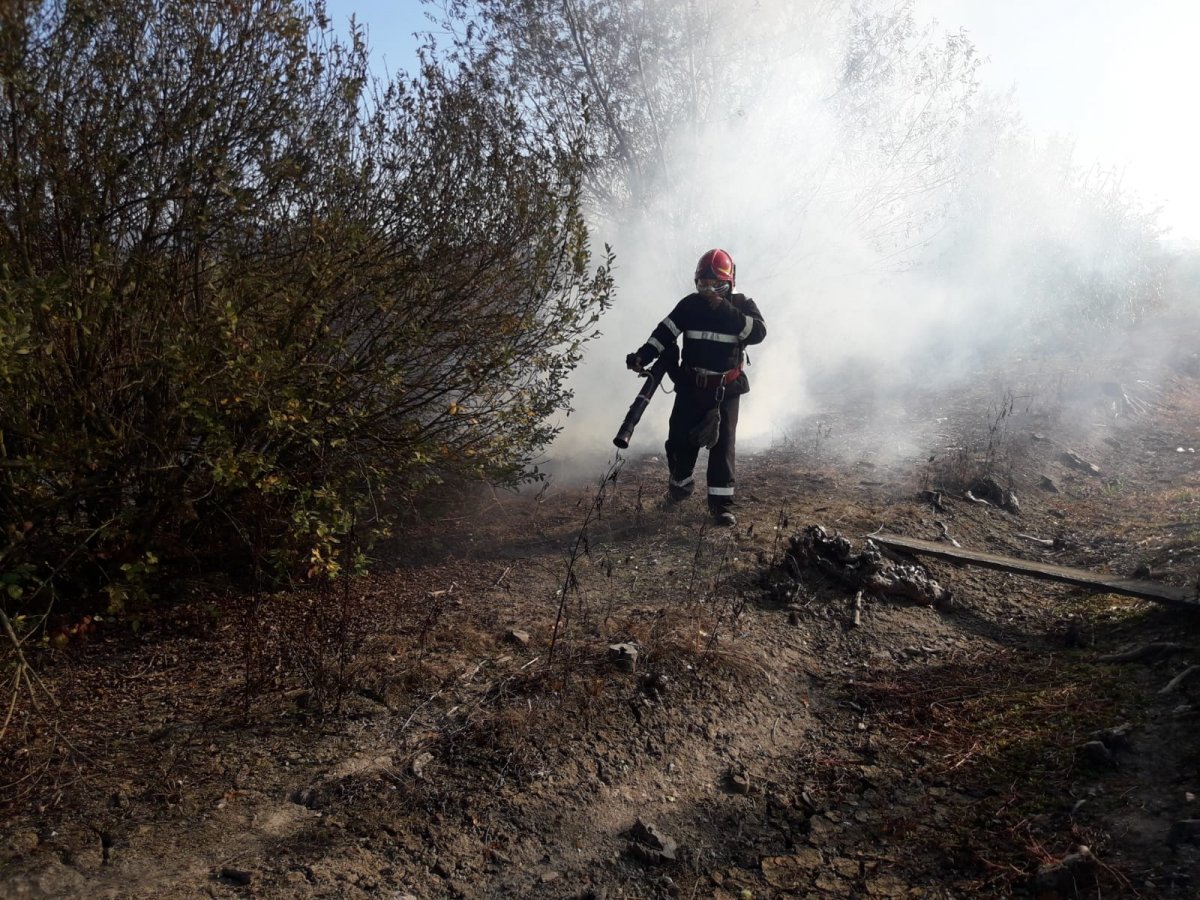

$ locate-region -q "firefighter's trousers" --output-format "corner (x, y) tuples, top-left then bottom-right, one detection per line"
(664, 386), (740, 513)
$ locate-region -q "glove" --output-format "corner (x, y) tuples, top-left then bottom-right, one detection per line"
(625, 352), (644, 372)
(710, 294), (740, 316)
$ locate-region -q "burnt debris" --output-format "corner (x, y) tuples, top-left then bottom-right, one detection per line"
(781, 525), (953, 609)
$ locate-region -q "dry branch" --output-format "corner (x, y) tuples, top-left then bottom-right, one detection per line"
(0, 607), (91, 776)
(1158, 666), (1200, 695)
(0, 607), (35, 746)
(1097, 642), (1186, 664)
(851, 591), (864, 628)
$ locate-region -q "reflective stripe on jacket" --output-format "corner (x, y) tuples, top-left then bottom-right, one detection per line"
(638, 292), (766, 377)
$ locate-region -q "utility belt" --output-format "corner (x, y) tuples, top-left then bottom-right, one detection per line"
(682, 364), (742, 390)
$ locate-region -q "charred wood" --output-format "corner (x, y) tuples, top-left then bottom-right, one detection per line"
(786, 525), (951, 609)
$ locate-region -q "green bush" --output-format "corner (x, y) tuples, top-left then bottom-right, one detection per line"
(0, 0), (611, 615)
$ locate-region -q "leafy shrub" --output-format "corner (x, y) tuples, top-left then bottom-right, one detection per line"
(0, 0), (611, 615)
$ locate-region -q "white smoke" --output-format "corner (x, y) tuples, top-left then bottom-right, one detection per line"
(541, 0), (1178, 483)
(545, 2), (969, 473)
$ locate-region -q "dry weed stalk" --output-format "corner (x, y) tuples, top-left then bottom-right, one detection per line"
(925, 388), (1026, 493)
(770, 504), (791, 568)
(675, 523), (748, 665)
(239, 561), (387, 721)
(548, 455), (624, 664)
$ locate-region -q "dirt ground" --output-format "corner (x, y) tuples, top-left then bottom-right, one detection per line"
(5, 328), (1200, 899)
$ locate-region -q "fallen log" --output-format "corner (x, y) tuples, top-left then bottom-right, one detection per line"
(873, 534), (1200, 609)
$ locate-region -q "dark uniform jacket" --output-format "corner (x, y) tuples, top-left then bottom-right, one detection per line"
(635, 292), (767, 394)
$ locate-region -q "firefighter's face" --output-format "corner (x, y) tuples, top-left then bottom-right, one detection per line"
(697, 278), (731, 306)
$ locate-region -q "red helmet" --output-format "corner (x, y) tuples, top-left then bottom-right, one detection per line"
(695, 248), (735, 295)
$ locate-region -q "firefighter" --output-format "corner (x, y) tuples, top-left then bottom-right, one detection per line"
(625, 248), (766, 527)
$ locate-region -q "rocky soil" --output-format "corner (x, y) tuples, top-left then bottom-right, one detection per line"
(5, 334), (1200, 899)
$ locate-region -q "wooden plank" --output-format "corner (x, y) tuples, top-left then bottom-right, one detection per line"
(873, 533), (1200, 609)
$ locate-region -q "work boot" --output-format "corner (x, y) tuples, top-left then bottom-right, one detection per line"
(712, 509), (737, 527)
(658, 490), (688, 510)
(661, 478), (694, 509)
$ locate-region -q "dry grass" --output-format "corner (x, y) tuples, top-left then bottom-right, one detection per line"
(845, 649), (1145, 892)
(853, 651), (1125, 773)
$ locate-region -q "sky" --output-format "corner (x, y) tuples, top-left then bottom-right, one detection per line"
(921, 0), (1200, 242)
(323, 0), (426, 80)
(326, 0), (1200, 241)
